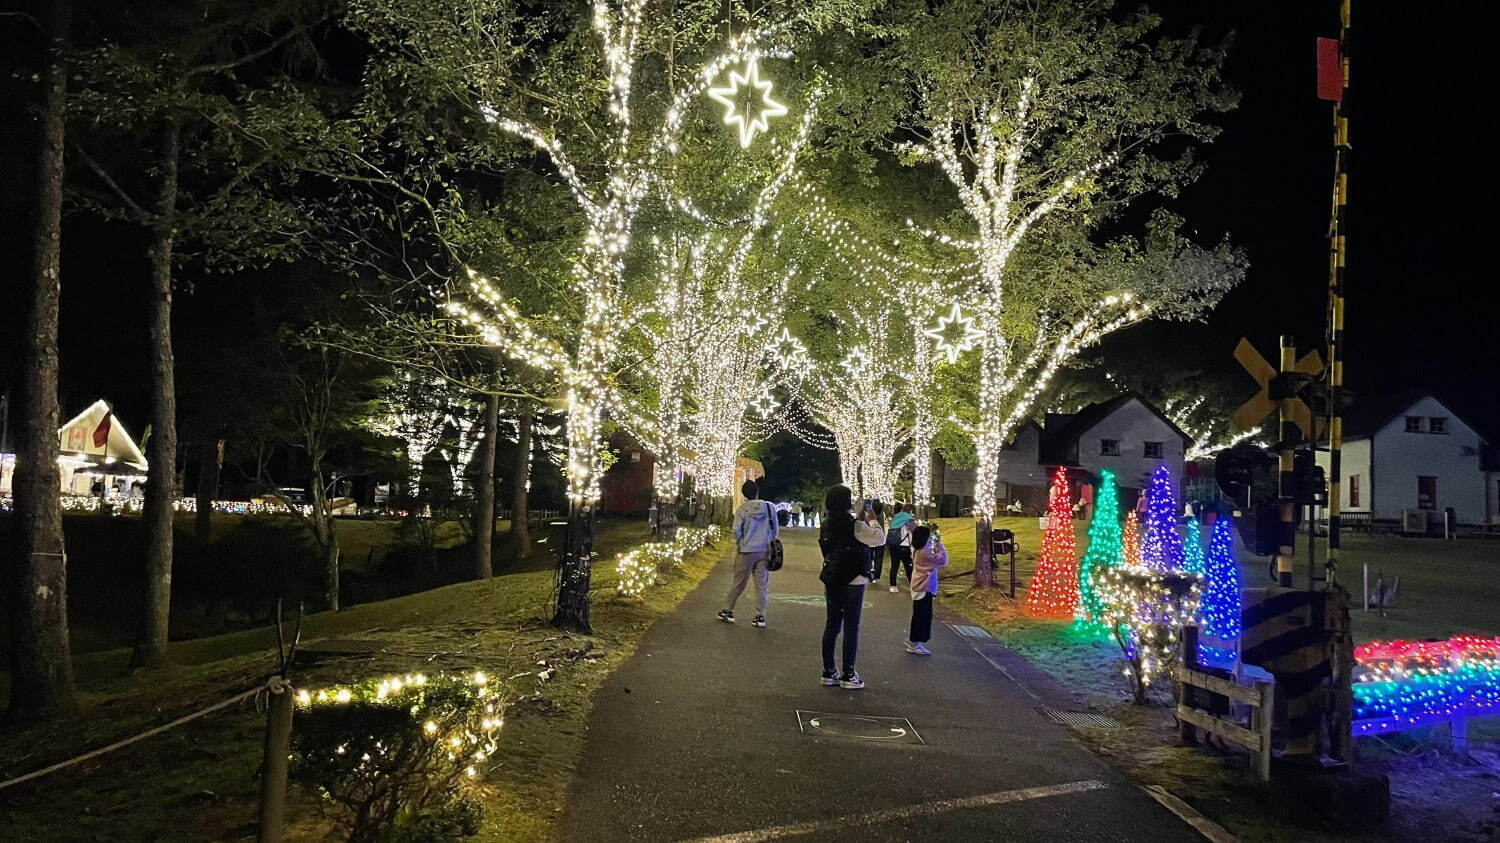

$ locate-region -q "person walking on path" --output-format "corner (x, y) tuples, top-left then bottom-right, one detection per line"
(906, 525), (948, 655)
(818, 484), (886, 689)
(719, 480), (779, 629)
(886, 502), (916, 592)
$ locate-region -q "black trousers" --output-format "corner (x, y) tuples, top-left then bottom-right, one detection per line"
(867, 544), (887, 580)
(822, 583), (866, 674)
(910, 593), (934, 643)
(889, 546), (913, 586)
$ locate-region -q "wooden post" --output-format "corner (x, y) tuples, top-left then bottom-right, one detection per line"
(257, 680), (294, 843)
(1451, 706), (1469, 758)
(1254, 681), (1275, 781)
(1179, 626), (1200, 745)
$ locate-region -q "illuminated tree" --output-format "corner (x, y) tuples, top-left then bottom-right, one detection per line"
(1025, 467), (1079, 618)
(1140, 463), (1183, 571)
(1183, 518), (1206, 576)
(889, 0), (1244, 579)
(1078, 468), (1121, 623)
(1200, 515), (1242, 663)
(1122, 509), (1142, 568)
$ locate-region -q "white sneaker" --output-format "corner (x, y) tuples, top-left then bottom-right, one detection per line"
(908, 642), (932, 656)
(889, 586), (900, 593)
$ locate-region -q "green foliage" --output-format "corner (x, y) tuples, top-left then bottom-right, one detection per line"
(291, 672), (501, 841)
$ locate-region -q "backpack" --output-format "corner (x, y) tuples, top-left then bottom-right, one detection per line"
(764, 501), (784, 572)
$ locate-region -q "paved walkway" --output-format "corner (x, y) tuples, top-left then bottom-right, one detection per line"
(560, 528), (1201, 842)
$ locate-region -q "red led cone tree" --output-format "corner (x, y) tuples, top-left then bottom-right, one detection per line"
(1025, 467), (1080, 618)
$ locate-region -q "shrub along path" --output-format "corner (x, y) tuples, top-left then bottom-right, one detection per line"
(0, 518), (720, 841)
(561, 527), (1199, 841)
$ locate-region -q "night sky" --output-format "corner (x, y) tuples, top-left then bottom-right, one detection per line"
(2, 2), (1495, 442)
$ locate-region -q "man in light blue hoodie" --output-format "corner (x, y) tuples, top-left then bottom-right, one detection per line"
(719, 480), (779, 629)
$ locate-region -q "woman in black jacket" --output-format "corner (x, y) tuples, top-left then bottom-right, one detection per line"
(818, 484), (886, 689)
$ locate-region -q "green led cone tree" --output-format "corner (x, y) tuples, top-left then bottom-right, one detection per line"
(1025, 467), (1079, 618)
(1078, 469), (1122, 623)
(1183, 518), (1205, 575)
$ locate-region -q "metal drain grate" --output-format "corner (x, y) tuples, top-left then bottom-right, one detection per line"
(950, 624), (994, 640)
(1040, 709), (1120, 729)
(295, 639), (386, 664)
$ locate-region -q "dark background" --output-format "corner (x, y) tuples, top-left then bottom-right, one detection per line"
(3, 2), (1495, 449)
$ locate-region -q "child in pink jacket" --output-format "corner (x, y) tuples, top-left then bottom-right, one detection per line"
(906, 525), (947, 655)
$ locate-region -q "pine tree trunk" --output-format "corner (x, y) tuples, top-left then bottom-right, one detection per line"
(974, 517), (995, 588)
(6, 0), (77, 722)
(194, 439), (220, 542)
(508, 406), (532, 554)
(472, 392), (498, 579)
(132, 120), (181, 669)
(551, 502), (594, 633)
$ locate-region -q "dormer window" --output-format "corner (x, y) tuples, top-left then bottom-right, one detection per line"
(1428, 417), (1448, 434)
(1404, 416), (1423, 433)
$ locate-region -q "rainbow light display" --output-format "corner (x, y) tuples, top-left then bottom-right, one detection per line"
(1352, 635), (1500, 735)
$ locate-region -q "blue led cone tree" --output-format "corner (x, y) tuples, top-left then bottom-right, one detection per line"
(1140, 463), (1183, 571)
(1199, 515), (1242, 664)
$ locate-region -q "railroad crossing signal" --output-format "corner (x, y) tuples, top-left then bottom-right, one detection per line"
(1232, 338), (1324, 440)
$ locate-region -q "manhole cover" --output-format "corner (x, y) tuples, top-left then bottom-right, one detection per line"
(1040, 708), (1120, 729)
(796, 711), (924, 744)
(950, 624), (994, 640)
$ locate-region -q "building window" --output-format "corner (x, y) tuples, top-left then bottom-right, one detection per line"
(1143, 441), (1164, 459)
(1428, 417), (1448, 434)
(1100, 439), (1120, 456)
(1404, 416), (1423, 433)
(1349, 474), (1360, 508)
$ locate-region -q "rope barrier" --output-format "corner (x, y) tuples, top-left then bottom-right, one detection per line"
(0, 683), (264, 793)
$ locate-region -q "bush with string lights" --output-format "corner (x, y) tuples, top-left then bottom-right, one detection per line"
(291, 672), (504, 841)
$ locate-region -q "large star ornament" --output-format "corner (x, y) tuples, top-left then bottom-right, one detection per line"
(707, 58), (788, 148)
(923, 303), (985, 364)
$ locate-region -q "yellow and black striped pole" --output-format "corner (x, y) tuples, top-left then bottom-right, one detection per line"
(1325, 0), (1355, 764)
(1325, 0), (1350, 588)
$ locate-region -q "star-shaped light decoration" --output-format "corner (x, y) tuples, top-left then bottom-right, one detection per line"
(707, 58), (788, 148)
(740, 312), (769, 336)
(840, 350), (871, 378)
(751, 391), (781, 419)
(770, 328), (807, 368)
(923, 303), (985, 364)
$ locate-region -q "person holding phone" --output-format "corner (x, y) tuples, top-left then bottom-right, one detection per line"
(906, 525), (948, 655)
(818, 484), (886, 689)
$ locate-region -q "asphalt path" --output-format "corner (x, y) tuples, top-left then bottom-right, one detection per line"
(560, 527), (1202, 842)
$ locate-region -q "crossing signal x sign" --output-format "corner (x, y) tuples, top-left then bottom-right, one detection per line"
(1232, 338), (1324, 440)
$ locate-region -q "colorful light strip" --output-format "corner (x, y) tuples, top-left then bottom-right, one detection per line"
(1352, 635), (1500, 734)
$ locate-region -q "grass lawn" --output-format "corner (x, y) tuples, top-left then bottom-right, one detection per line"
(1246, 532), (1500, 643)
(0, 517), (728, 842)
